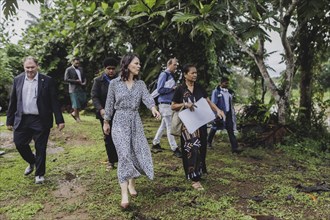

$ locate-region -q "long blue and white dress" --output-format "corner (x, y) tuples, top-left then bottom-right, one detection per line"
(104, 77), (155, 183)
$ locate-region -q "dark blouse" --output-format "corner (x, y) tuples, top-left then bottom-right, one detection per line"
(172, 82), (207, 104)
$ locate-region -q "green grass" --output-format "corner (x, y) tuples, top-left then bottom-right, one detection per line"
(0, 113), (329, 220)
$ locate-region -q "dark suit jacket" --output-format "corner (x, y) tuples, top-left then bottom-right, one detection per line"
(64, 66), (86, 93)
(91, 74), (117, 119)
(6, 73), (65, 130)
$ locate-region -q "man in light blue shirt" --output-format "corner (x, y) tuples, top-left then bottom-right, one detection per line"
(207, 77), (241, 153)
(152, 58), (182, 158)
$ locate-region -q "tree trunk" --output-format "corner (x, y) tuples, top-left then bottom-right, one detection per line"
(261, 77), (266, 104)
(297, 14), (314, 128)
(227, 0), (299, 126)
(254, 56), (287, 124)
(298, 53), (313, 127)
(232, 34), (289, 125)
(277, 95), (291, 125)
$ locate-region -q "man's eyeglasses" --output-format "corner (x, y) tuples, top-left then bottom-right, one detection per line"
(106, 67), (116, 70)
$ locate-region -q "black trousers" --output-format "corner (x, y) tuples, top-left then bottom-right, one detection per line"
(207, 111), (238, 152)
(99, 119), (118, 164)
(199, 125), (208, 174)
(14, 115), (50, 176)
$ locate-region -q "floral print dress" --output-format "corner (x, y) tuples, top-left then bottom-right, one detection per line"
(104, 77), (155, 183)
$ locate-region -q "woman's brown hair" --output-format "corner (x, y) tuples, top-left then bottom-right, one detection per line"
(120, 53), (139, 81)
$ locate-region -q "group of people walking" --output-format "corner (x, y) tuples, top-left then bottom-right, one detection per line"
(6, 54), (240, 209)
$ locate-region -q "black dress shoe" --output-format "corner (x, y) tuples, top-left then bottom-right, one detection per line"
(173, 148), (182, 158)
(152, 144), (163, 153)
(232, 148), (243, 154)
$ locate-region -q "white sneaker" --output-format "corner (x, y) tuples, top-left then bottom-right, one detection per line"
(24, 164), (35, 176)
(35, 176), (45, 184)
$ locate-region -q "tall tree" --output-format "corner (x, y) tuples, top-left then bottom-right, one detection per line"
(222, 0), (301, 125)
(0, 20), (26, 109)
(295, 0), (330, 127)
(18, 0), (329, 129)
(21, 0), (240, 88)
(108, 0), (241, 84)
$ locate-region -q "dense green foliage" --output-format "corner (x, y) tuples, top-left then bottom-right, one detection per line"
(1, 0), (329, 135)
(19, 1), (241, 92)
(0, 21), (26, 109)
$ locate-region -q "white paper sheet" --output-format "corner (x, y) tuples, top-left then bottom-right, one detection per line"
(178, 98), (215, 134)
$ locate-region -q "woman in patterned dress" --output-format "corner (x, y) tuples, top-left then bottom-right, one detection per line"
(103, 54), (160, 209)
(172, 64), (224, 190)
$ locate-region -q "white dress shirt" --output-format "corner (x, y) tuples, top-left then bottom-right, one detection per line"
(73, 66), (82, 82)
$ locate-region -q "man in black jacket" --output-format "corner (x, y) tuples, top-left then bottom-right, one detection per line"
(6, 56), (65, 184)
(91, 57), (118, 170)
(64, 57), (86, 122)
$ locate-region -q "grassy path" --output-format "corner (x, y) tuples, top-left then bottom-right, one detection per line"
(0, 114), (329, 220)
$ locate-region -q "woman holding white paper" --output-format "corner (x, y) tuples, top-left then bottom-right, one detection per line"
(171, 64), (224, 190)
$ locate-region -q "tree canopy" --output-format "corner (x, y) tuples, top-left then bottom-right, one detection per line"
(1, 0), (329, 134)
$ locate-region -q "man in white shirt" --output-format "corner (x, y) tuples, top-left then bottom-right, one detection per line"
(6, 56), (65, 184)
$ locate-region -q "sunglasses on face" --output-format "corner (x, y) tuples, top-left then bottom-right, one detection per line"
(106, 67), (116, 70)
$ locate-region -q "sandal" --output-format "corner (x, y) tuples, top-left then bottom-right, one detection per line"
(192, 181), (204, 191)
(106, 163), (115, 170)
(70, 113), (77, 121)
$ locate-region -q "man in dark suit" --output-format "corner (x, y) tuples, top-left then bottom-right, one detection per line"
(6, 56), (65, 184)
(91, 57), (118, 170)
(64, 57), (86, 122)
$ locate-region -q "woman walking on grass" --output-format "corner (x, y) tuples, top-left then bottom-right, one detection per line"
(171, 64), (224, 190)
(103, 54), (160, 209)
